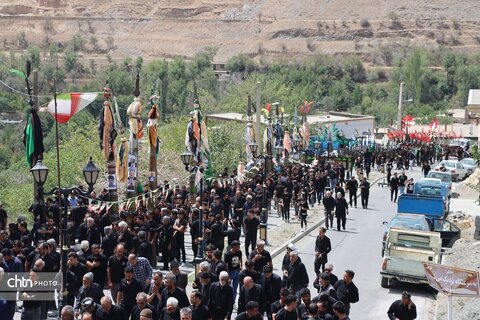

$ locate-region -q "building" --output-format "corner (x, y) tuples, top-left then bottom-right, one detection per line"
(465, 89), (480, 124)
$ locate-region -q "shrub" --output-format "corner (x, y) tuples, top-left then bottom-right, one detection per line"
(360, 19), (370, 28)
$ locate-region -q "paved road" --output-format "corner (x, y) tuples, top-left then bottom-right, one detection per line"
(271, 167), (438, 319)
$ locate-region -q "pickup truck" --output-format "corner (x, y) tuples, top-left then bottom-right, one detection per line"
(397, 193), (446, 219)
(426, 171), (452, 197)
(381, 227), (442, 288)
(381, 213), (461, 256)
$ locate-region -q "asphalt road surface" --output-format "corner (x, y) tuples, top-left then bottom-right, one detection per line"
(271, 167), (438, 319)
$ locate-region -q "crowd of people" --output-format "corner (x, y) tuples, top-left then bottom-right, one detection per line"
(0, 145), (428, 320)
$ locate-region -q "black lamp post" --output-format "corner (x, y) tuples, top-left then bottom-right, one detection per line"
(180, 151), (204, 271)
(30, 156), (99, 309)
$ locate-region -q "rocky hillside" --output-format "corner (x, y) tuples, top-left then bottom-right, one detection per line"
(1, 0), (480, 64)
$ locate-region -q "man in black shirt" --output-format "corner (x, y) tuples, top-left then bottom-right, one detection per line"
(0, 203), (7, 230)
(208, 271), (233, 320)
(101, 226), (116, 259)
(96, 296), (128, 320)
(130, 292), (158, 320)
(314, 227), (332, 275)
(387, 291), (417, 320)
(346, 176), (358, 208)
(248, 240), (272, 273)
(224, 240), (242, 301)
(243, 211), (259, 256)
(107, 244), (128, 301)
(189, 290), (211, 320)
(76, 272), (104, 309)
(270, 288), (290, 320)
(137, 231), (153, 263)
(359, 177), (370, 209)
(390, 173), (399, 202)
(322, 192), (335, 230)
(238, 276), (265, 314)
(160, 273), (189, 311)
(68, 251), (88, 301)
(87, 244), (107, 289)
(117, 266), (144, 319)
(334, 270), (359, 316)
(260, 265), (282, 320)
(274, 295), (298, 320)
(235, 301), (262, 320)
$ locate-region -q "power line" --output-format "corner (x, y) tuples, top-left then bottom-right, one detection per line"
(0, 78), (53, 98)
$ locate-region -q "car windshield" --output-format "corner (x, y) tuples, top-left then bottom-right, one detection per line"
(427, 172), (452, 183)
(461, 159), (476, 166)
(442, 161), (456, 168)
(389, 217), (429, 231)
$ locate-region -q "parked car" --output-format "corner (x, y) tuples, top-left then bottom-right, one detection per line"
(434, 160), (469, 181)
(426, 171), (452, 196)
(460, 158), (478, 171)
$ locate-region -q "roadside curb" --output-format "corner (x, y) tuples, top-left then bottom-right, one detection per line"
(270, 174), (386, 260)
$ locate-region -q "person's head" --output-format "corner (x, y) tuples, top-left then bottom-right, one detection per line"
(325, 191), (331, 198)
(124, 266), (134, 281)
(256, 240), (265, 252)
(319, 272), (330, 288)
(333, 301), (346, 316)
(319, 227), (326, 237)
(262, 265), (273, 278)
(139, 308), (153, 320)
(199, 261), (210, 272)
(138, 230), (147, 241)
(153, 271), (163, 287)
(199, 271), (211, 285)
(136, 292), (148, 310)
(245, 259), (254, 270)
(243, 276), (254, 289)
(170, 261), (180, 274)
(219, 271), (229, 287)
(189, 291), (202, 306)
(401, 291), (412, 305)
(166, 297), (178, 313)
(80, 240), (90, 252)
(284, 295), (297, 312)
(245, 301), (259, 317)
(100, 296), (113, 313)
(308, 303), (319, 317)
(81, 297), (96, 314)
(18, 221), (27, 232)
(82, 272), (94, 288)
(86, 217), (94, 228)
(231, 240), (240, 252)
(60, 305), (75, 320)
(91, 244), (100, 255)
(119, 221), (128, 231)
(164, 273), (176, 289)
(279, 288), (290, 303)
(317, 300), (328, 313)
(343, 269), (355, 284)
(289, 250), (299, 263)
(128, 254), (138, 266)
(212, 250), (222, 262)
(1, 249), (12, 262)
(180, 307), (192, 320)
(299, 288), (311, 303)
(112, 243), (123, 256)
(336, 192), (342, 199)
(325, 263), (334, 274)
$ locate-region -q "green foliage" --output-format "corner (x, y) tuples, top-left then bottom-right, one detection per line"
(64, 49), (78, 73)
(226, 54), (258, 73)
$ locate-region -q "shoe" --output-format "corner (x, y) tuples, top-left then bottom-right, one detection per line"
(355, 205), (357, 208)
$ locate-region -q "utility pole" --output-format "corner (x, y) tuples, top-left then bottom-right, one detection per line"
(255, 81), (262, 155)
(397, 82), (404, 130)
(126, 74), (142, 201)
(33, 69), (39, 200)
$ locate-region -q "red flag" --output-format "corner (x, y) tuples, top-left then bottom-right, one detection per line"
(402, 115), (414, 123)
(265, 103), (271, 113)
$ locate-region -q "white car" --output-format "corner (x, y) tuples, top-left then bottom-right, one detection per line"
(435, 160), (469, 182)
(460, 158), (477, 171)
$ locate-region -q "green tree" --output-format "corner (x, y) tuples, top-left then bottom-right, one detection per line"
(64, 49), (78, 73)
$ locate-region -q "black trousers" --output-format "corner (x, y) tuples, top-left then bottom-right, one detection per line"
(325, 209), (333, 229)
(245, 235), (256, 256)
(314, 257), (327, 275)
(336, 214), (346, 230)
(361, 192), (369, 208)
(349, 190), (357, 206)
(391, 188), (398, 202)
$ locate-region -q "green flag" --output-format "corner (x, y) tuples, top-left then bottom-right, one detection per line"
(9, 68), (26, 80)
(25, 114), (34, 166)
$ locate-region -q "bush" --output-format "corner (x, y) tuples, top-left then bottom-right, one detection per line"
(360, 19), (370, 28)
(226, 54), (258, 73)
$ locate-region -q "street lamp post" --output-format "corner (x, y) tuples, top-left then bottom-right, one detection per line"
(180, 151), (205, 272)
(249, 143), (270, 243)
(30, 157), (100, 309)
